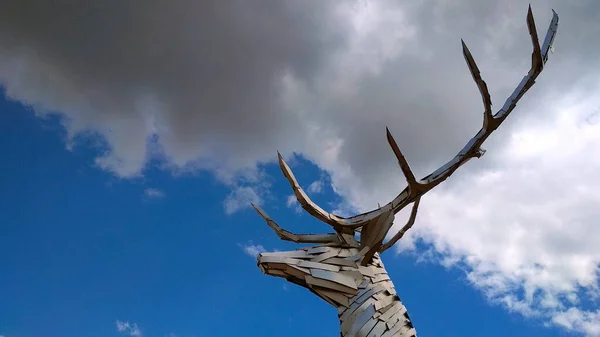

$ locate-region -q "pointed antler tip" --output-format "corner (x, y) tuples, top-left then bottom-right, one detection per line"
(461, 39), (470, 50)
(461, 40), (471, 55)
(385, 127), (395, 142)
(251, 203), (269, 220)
(277, 152), (286, 166)
(250, 203), (261, 212)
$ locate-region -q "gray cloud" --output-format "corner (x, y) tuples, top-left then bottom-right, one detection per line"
(0, 0), (351, 176)
(0, 0), (594, 183)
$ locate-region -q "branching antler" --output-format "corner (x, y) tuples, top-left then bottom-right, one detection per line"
(379, 197), (421, 254)
(254, 6), (559, 263)
(251, 203), (344, 244)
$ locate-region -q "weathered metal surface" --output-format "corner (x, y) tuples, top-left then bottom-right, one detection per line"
(252, 7), (558, 337)
(258, 246), (416, 336)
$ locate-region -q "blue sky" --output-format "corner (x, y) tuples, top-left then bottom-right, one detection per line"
(0, 92), (578, 337)
(1, 1), (600, 336)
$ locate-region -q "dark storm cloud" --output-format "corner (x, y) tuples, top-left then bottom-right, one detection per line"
(0, 0), (598, 189)
(0, 0), (351, 175)
(277, 0), (600, 199)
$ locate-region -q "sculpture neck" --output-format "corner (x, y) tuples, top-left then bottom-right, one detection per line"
(337, 256), (416, 337)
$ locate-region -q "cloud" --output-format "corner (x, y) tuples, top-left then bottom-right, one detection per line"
(552, 308), (600, 336)
(0, 0), (352, 178)
(116, 320), (142, 337)
(390, 86), (600, 335)
(2, 0), (600, 335)
(143, 188), (165, 199)
(223, 186), (262, 215)
(307, 180), (324, 194)
(286, 170), (327, 213)
(285, 194), (302, 214)
(240, 242), (266, 258)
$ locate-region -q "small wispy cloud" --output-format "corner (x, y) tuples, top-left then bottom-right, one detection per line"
(307, 179), (324, 194)
(143, 188), (165, 199)
(239, 242), (266, 258)
(223, 186), (262, 215)
(116, 320), (142, 337)
(551, 308), (600, 335)
(285, 194), (302, 213)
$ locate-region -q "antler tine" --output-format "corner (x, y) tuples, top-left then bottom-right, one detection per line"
(461, 39), (493, 129)
(277, 152), (366, 229)
(379, 197), (421, 254)
(386, 127), (418, 194)
(251, 203), (342, 244)
(527, 5), (544, 79)
(541, 9), (559, 64)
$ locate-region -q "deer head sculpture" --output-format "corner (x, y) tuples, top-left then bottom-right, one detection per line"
(252, 7), (558, 337)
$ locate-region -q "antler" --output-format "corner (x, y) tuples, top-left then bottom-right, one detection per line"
(251, 203), (349, 245)
(278, 6), (558, 227)
(256, 6), (558, 261)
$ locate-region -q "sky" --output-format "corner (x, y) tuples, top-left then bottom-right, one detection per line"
(1, 0), (600, 336)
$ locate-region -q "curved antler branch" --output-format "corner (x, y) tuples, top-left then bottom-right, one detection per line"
(277, 152), (366, 229)
(386, 127), (418, 194)
(461, 39), (493, 129)
(252, 203), (342, 244)
(379, 197), (421, 254)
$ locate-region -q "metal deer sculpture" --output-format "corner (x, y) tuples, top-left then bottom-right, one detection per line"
(252, 7), (558, 337)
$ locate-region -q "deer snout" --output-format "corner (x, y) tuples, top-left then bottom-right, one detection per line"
(256, 253), (286, 277)
(256, 252), (312, 284)
(256, 253), (269, 274)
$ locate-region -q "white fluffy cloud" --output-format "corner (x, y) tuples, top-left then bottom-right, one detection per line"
(223, 186), (262, 215)
(240, 243), (267, 258)
(285, 194), (303, 214)
(2, 0), (599, 335)
(116, 320), (142, 337)
(552, 309), (600, 336)
(143, 188), (165, 199)
(390, 83), (600, 335)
